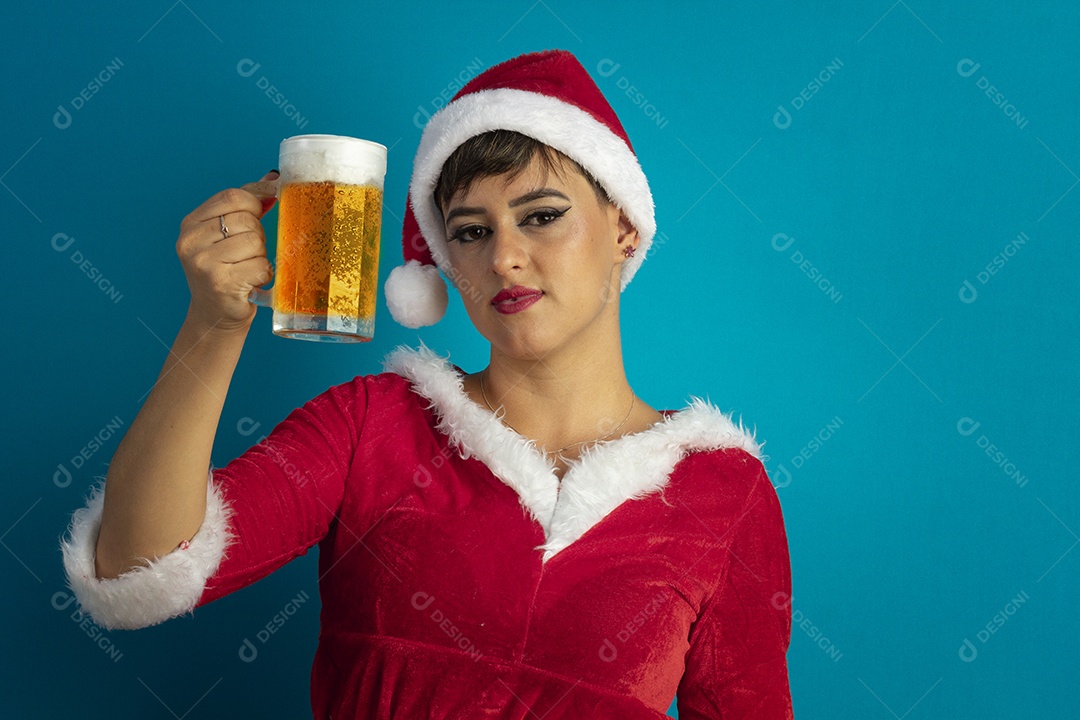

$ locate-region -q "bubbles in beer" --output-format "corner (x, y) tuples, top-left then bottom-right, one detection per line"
(275, 181), (382, 324)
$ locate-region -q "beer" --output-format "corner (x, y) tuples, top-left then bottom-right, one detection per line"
(275, 181), (383, 330)
(249, 134), (388, 342)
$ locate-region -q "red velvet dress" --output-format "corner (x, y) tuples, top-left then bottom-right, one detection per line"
(62, 345), (793, 719)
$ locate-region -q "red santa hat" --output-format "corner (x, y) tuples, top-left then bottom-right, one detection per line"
(385, 49), (656, 329)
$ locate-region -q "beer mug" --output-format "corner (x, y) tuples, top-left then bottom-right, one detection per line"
(249, 134), (387, 342)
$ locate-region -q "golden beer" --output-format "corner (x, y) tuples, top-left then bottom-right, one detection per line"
(275, 181), (382, 328)
(250, 134), (387, 342)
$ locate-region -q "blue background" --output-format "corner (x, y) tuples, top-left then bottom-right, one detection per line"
(4, 1), (1077, 717)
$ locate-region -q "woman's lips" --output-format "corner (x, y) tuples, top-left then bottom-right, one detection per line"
(492, 291), (543, 315)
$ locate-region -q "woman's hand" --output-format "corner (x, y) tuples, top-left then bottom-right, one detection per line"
(177, 170), (279, 334)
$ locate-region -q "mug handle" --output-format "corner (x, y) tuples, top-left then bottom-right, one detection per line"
(248, 175), (281, 308)
(248, 285), (273, 307)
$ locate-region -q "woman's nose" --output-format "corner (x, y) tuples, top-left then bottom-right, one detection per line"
(488, 224), (528, 275)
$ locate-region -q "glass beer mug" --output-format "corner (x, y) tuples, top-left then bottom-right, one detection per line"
(249, 134), (387, 342)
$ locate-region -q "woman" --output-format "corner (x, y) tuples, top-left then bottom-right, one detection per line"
(61, 50), (793, 719)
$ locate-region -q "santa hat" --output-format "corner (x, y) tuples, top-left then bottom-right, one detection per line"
(385, 49), (656, 329)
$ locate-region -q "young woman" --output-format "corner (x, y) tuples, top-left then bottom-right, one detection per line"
(62, 50), (793, 719)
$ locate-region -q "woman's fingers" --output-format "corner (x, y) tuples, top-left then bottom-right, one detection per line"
(206, 228), (269, 265)
(241, 171), (280, 216)
(183, 170), (279, 228)
(206, 209), (261, 244)
(176, 173), (280, 331)
(224, 255), (274, 296)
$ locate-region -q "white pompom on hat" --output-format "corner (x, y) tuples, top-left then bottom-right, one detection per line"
(386, 49), (656, 329)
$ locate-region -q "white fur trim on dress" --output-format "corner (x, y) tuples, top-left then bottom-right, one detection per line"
(385, 259), (449, 329)
(60, 469), (234, 630)
(384, 343), (560, 530)
(383, 344), (761, 562)
(409, 88), (656, 290)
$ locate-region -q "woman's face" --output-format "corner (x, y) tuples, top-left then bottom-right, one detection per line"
(442, 153), (637, 361)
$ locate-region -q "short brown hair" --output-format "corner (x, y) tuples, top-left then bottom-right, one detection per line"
(434, 129), (610, 211)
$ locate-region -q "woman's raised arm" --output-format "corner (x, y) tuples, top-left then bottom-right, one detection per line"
(93, 172), (278, 579)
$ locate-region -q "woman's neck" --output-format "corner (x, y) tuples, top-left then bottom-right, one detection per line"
(464, 333), (662, 463)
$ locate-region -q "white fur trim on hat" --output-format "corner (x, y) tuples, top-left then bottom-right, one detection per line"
(385, 260), (450, 329)
(409, 88), (656, 289)
(59, 469), (234, 630)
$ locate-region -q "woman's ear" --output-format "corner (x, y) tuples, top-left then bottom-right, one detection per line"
(612, 209), (640, 264)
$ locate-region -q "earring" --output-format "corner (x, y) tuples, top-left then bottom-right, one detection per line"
(623, 245), (636, 258)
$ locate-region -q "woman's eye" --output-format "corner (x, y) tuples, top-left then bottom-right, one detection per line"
(522, 207), (570, 226)
(449, 225), (489, 243)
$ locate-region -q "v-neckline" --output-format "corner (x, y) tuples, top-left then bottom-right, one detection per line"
(458, 365), (678, 485)
(382, 343), (763, 561)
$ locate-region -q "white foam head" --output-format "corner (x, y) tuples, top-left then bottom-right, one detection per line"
(279, 134), (387, 188)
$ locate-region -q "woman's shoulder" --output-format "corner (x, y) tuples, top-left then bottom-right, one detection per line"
(362, 342), (473, 408)
(666, 434), (782, 538)
(654, 396), (765, 464)
(648, 396), (776, 500)
(293, 347), (439, 422)
(312, 343), (462, 415)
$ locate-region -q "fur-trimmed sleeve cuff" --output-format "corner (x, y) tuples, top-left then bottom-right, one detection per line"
(60, 469), (235, 631)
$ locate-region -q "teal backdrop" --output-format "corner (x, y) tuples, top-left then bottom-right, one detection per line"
(4, 1), (1077, 717)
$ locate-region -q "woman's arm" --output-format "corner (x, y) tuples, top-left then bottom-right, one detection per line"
(63, 344), (366, 630)
(94, 174), (278, 579)
(676, 462), (794, 719)
(93, 315), (247, 579)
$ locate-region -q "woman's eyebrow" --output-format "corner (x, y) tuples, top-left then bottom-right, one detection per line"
(509, 188), (570, 207)
(444, 188), (571, 225)
(444, 205), (485, 224)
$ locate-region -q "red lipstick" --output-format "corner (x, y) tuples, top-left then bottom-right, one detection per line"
(492, 285), (543, 315)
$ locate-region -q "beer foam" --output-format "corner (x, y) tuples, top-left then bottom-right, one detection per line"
(282, 150), (386, 188)
(280, 136), (387, 188)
